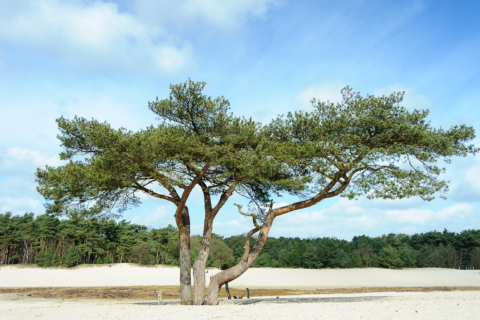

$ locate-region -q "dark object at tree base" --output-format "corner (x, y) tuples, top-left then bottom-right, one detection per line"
(247, 288), (250, 299)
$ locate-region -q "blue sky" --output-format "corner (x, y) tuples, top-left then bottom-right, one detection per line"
(1, 0), (479, 240)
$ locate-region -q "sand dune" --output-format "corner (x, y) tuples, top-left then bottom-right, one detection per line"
(1, 264), (479, 289)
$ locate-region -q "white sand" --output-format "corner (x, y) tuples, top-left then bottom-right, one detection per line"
(1, 264), (480, 319)
(1, 291), (479, 320)
(1, 264), (479, 288)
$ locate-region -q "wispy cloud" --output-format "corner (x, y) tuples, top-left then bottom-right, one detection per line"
(296, 81), (345, 110)
(386, 204), (474, 225)
(133, 0), (283, 31)
(374, 84), (433, 111)
(131, 205), (174, 226)
(0, 197), (41, 213)
(0, 147), (63, 175)
(0, 0), (194, 75)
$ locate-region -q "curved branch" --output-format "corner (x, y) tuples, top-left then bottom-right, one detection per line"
(132, 182), (179, 205)
(233, 200), (273, 229)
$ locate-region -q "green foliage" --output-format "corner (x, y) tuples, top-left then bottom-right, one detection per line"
(0, 212), (183, 267)
(267, 87), (478, 205)
(398, 245), (417, 267)
(470, 248), (480, 269)
(129, 243), (152, 265)
(378, 245), (403, 268)
(206, 239), (235, 269)
(428, 244), (461, 268)
(35, 79), (292, 225)
(35, 246), (60, 267)
(355, 247), (376, 267)
(63, 245), (79, 267)
(2, 211), (480, 270)
(302, 246), (322, 268)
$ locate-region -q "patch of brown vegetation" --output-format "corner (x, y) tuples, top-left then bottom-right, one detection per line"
(1, 286), (479, 300)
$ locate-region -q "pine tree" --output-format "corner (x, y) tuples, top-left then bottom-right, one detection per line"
(63, 245), (79, 267)
(379, 245), (403, 268)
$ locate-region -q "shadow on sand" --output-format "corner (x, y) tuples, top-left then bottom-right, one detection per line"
(134, 295), (389, 306)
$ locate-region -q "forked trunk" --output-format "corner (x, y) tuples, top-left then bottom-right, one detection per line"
(206, 215), (274, 305)
(192, 217), (214, 305)
(178, 207), (192, 305)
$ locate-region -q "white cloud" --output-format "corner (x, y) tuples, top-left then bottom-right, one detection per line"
(347, 215), (376, 228)
(386, 208), (433, 224)
(0, 147), (63, 176)
(0, 197), (41, 213)
(0, 0), (194, 74)
(0, 0), (283, 75)
(465, 165), (480, 191)
(131, 205), (173, 226)
(386, 203), (474, 225)
(279, 209), (326, 225)
(133, 0), (282, 30)
(190, 216), (253, 236)
(6, 147), (62, 168)
(345, 206), (364, 214)
(374, 84), (433, 111)
(296, 81), (345, 110)
(437, 204), (474, 219)
(272, 201), (289, 209)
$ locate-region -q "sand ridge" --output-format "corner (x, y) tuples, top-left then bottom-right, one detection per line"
(1, 264), (479, 289)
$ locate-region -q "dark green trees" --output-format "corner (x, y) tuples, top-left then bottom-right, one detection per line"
(2, 211), (480, 271)
(378, 245), (403, 268)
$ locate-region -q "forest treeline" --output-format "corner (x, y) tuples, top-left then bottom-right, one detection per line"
(1, 212), (480, 269)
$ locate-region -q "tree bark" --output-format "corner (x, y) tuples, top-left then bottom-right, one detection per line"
(206, 214), (274, 305)
(178, 207), (192, 305)
(192, 179), (240, 305)
(192, 216), (214, 305)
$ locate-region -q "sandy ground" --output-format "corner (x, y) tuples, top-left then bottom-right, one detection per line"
(1, 265), (480, 319)
(1, 264), (479, 289)
(1, 291), (479, 320)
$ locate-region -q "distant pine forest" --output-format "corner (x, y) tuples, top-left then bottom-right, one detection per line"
(1, 212), (479, 269)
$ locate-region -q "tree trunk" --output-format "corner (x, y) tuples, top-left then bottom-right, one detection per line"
(206, 215), (274, 305)
(178, 207), (192, 305)
(192, 216), (215, 305)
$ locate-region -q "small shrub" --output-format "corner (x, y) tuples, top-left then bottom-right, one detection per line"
(62, 245), (79, 268)
(35, 246), (60, 267)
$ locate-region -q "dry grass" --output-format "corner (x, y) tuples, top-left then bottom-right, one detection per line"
(1, 286), (479, 300)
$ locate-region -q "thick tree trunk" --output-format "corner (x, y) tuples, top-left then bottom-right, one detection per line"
(192, 252), (207, 304)
(192, 217), (214, 305)
(178, 207), (192, 305)
(206, 215), (274, 305)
